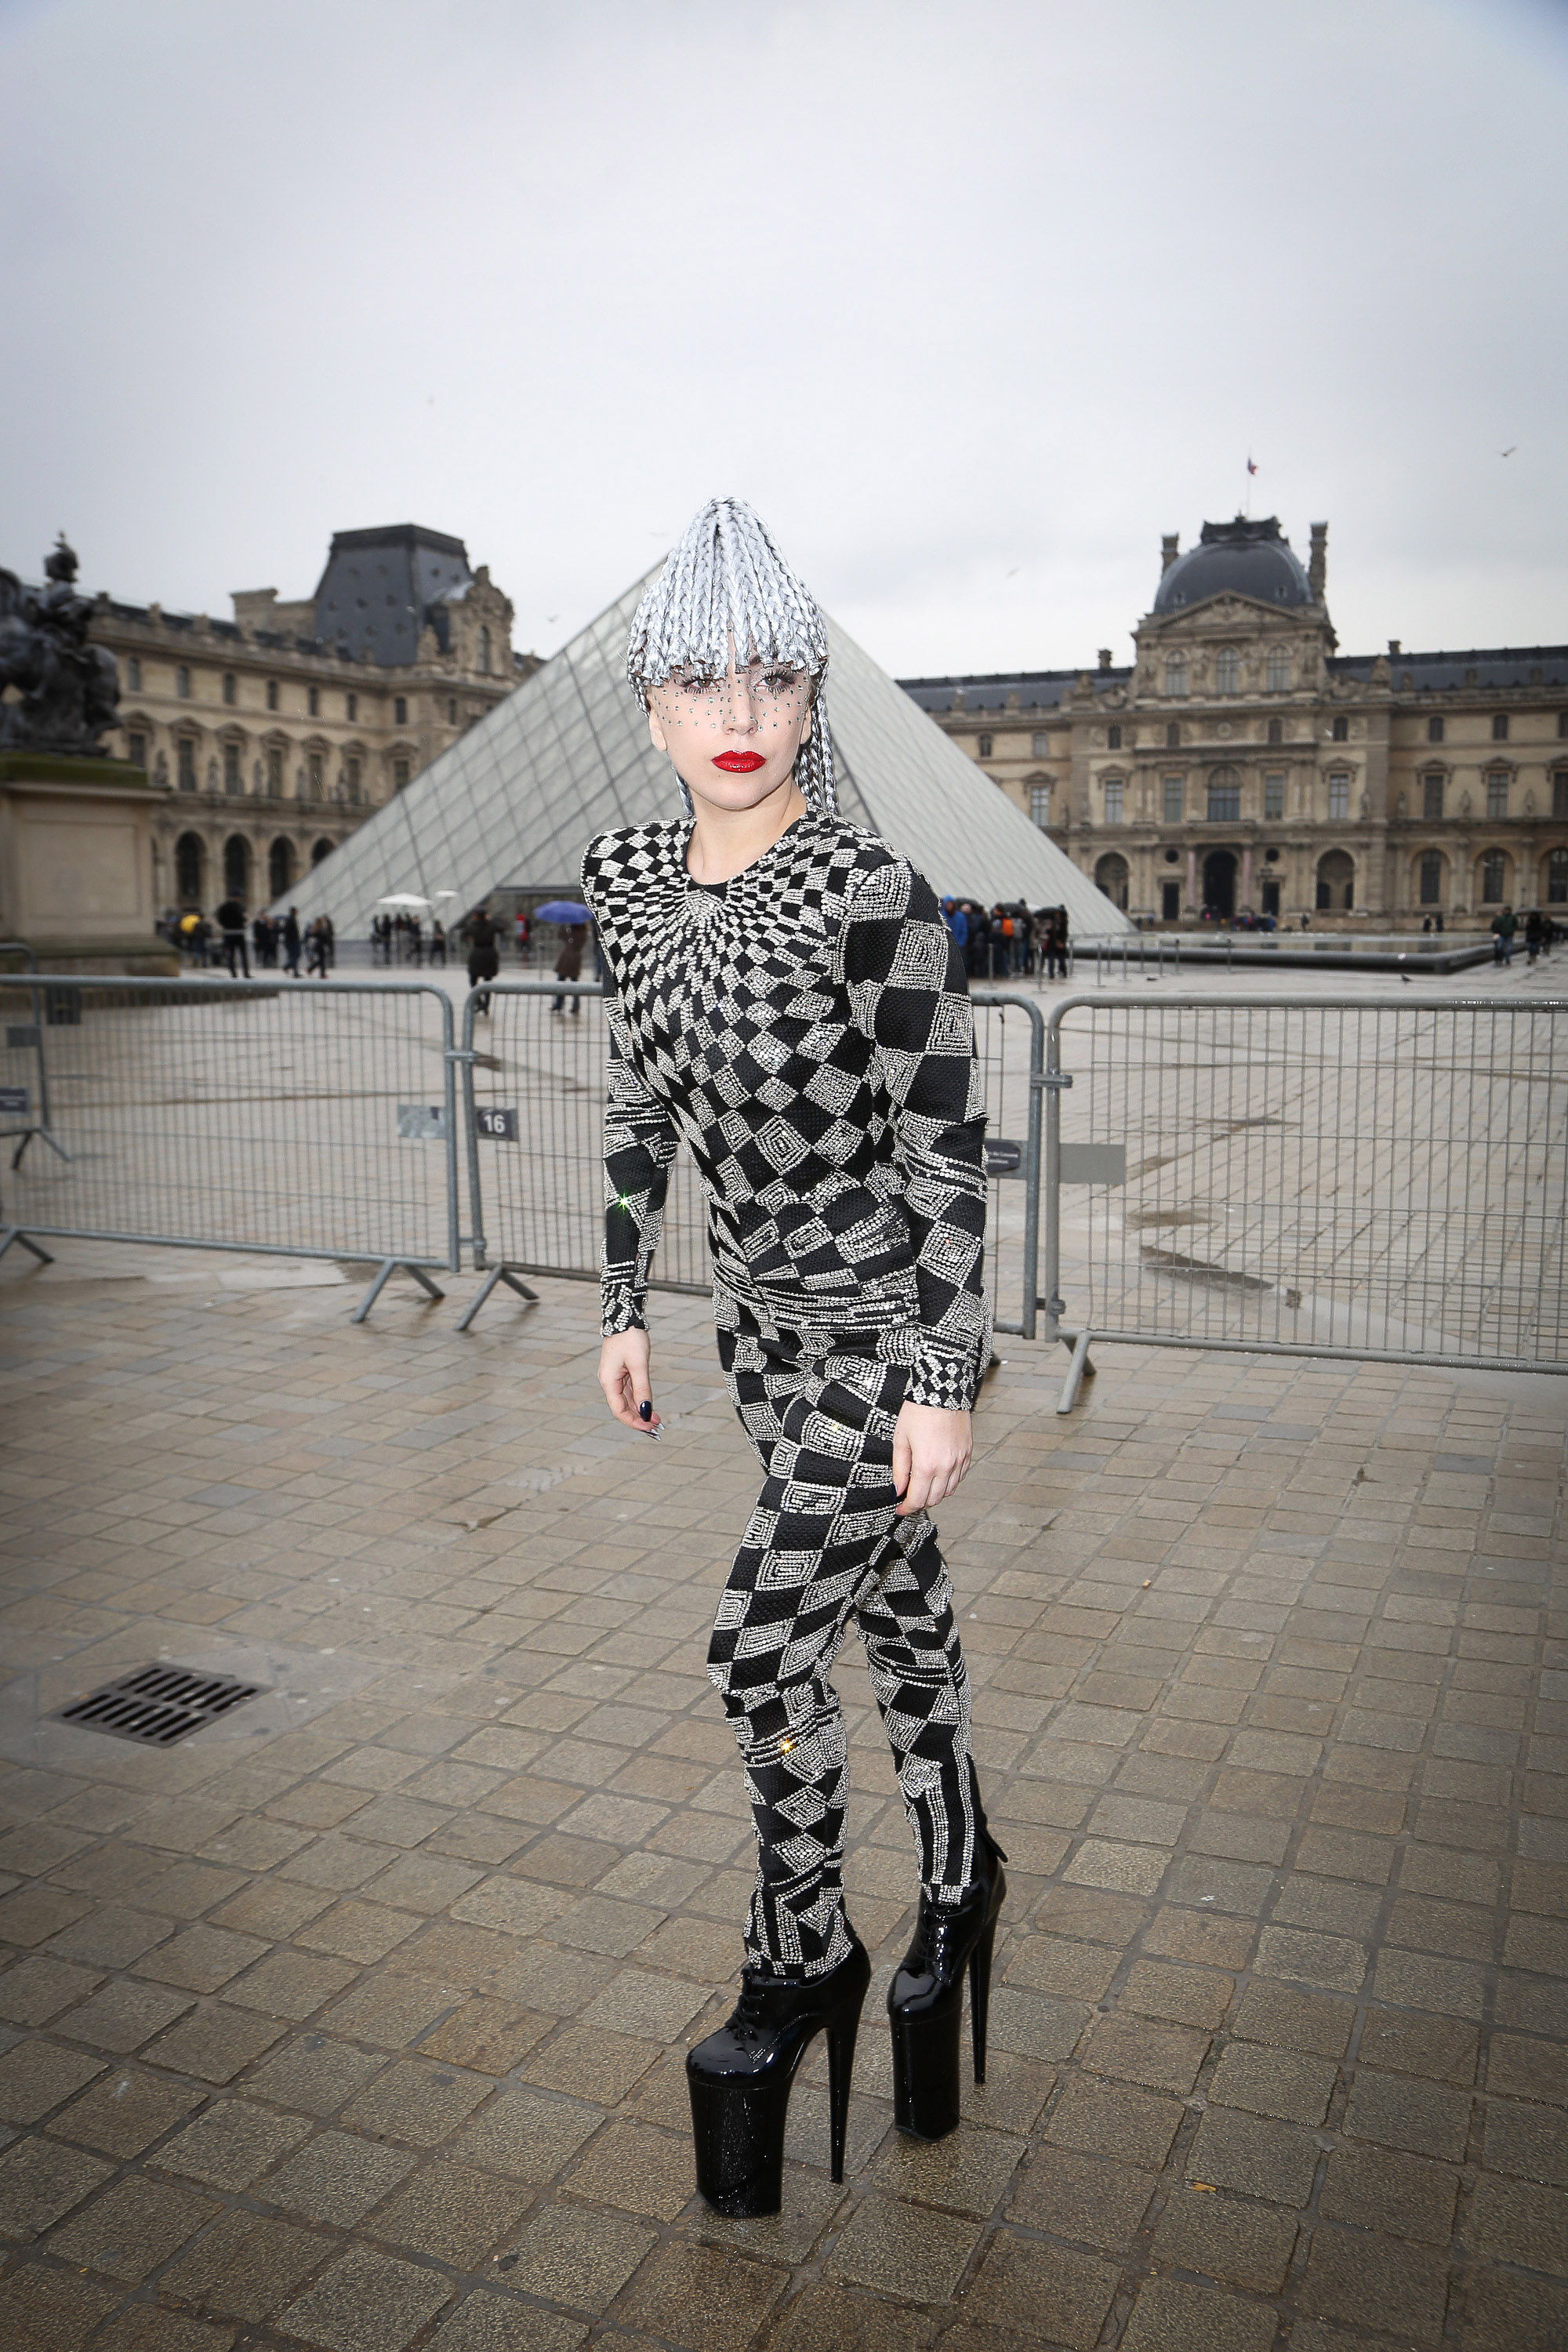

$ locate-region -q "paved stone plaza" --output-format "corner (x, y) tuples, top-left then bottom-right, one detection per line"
(0, 1214), (1563, 2352)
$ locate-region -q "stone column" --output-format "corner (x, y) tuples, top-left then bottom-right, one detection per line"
(1240, 844), (1253, 906)
(1186, 846), (1198, 909)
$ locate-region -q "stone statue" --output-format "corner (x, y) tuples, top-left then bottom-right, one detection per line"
(0, 535), (122, 753)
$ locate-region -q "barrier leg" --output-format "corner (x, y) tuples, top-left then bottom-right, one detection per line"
(11, 1127), (71, 1171)
(1056, 1330), (1098, 1415)
(456, 1264), (540, 1334)
(0, 1226), (53, 1268)
(352, 1258), (447, 1323)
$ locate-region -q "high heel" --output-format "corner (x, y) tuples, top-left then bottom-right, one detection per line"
(887, 1789), (1007, 2143)
(686, 1929), (869, 2216)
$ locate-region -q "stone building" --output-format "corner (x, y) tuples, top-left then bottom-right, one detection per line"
(89, 524), (538, 912)
(902, 517), (1568, 928)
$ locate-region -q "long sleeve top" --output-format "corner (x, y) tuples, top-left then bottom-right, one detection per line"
(581, 811), (990, 1412)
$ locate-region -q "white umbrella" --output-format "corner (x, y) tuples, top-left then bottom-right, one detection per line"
(376, 893), (432, 909)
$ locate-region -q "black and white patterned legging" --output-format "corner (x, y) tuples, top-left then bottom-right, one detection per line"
(709, 1309), (978, 1978)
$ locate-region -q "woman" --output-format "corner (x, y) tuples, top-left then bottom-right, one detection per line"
(584, 499), (1004, 2218)
(464, 904), (501, 1015)
(551, 921), (586, 1015)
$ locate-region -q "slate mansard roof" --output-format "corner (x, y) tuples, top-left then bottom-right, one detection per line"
(312, 524), (477, 666)
(1153, 516), (1313, 614)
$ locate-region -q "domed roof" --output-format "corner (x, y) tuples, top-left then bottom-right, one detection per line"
(1154, 516), (1312, 614)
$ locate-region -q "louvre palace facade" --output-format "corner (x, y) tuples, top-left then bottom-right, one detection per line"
(902, 517), (1568, 928)
(87, 524), (538, 913)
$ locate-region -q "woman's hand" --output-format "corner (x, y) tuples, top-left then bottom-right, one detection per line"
(892, 1402), (971, 1515)
(598, 1329), (662, 1436)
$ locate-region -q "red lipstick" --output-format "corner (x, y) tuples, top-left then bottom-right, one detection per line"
(712, 751), (766, 773)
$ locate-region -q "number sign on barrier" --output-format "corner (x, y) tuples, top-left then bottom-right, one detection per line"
(475, 1107), (517, 1142)
(0, 1087), (27, 1117)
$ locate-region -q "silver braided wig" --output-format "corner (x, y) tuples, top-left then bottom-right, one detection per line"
(626, 496), (837, 816)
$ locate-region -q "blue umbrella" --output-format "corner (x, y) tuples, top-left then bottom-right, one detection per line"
(532, 899), (591, 924)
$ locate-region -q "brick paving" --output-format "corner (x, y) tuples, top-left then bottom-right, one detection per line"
(0, 1236), (1563, 2350)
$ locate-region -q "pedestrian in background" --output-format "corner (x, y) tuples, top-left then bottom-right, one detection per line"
(553, 921), (586, 1014)
(430, 919), (447, 966)
(464, 904), (501, 1014)
(282, 906), (301, 976)
(215, 894), (250, 978)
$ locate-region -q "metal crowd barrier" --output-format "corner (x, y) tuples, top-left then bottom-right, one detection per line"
(0, 976), (460, 1319)
(1042, 992), (1568, 1410)
(456, 980), (1047, 1341)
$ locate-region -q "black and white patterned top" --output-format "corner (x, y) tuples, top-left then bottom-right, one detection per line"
(581, 811), (990, 1412)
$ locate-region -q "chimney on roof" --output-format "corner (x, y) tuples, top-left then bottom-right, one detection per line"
(1160, 533), (1180, 575)
(1388, 639), (1401, 657)
(1308, 522), (1328, 602)
(1098, 649), (1112, 671)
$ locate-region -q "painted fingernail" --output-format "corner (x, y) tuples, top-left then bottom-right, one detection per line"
(638, 1399), (652, 1421)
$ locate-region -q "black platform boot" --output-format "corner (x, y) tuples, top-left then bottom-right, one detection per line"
(887, 1769), (1007, 2142)
(686, 1928), (871, 2216)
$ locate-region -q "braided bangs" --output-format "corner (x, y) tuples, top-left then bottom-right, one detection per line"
(627, 497), (837, 815)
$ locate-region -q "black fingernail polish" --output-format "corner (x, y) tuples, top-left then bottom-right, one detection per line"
(639, 1399), (652, 1421)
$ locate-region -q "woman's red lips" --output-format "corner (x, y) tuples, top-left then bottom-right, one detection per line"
(712, 751), (766, 773)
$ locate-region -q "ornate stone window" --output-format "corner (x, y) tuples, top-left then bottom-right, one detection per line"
(1266, 649), (1289, 691)
(1479, 849), (1507, 902)
(394, 758), (410, 791)
(1207, 768), (1241, 822)
(307, 751), (324, 800)
(1164, 655), (1188, 698)
(1031, 731), (1049, 757)
(1419, 849), (1443, 905)
(1328, 773), (1350, 820)
(126, 655), (142, 691)
(1215, 648), (1240, 693)
(223, 741), (242, 793)
(176, 665), (191, 699)
(345, 755), (362, 806)
(1491, 713), (1509, 742)
(1108, 724), (1122, 750)
(1103, 779), (1124, 824)
(394, 695), (408, 726)
(480, 626), (492, 675)
(1166, 721), (1180, 749)
(1029, 783), (1051, 829)
(127, 730), (147, 768)
(266, 746), (284, 797)
(1423, 773), (1445, 821)
(346, 691), (358, 722)
(307, 685), (320, 718)
(1163, 775), (1184, 822)
(266, 679), (279, 712)
(1331, 715), (1348, 742)
(1267, 717), (1283, 745)
(222, 672), (236, 706)
(1264, 773), (1285, 819)
(1486, 771), (1509, 818)
(976, 732), (992, 759)
(176, 737), (197, 791)
(1428, 714), (1444, 744)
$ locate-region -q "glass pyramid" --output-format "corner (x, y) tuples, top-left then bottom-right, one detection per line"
(276, 573), (1131, 935)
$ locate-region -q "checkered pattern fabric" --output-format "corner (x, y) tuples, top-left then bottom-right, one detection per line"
(583, 812), (991, 1411)
(711, 1312), (978, 1976)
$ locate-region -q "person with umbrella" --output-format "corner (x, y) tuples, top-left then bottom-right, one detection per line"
(534, 898), (593, 1016)
(583, 498), (1000, 2221)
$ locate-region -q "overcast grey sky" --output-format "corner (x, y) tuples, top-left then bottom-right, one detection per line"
(3, 0), (1565, 677)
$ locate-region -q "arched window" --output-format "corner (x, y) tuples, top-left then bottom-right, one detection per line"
(223, 835), (250, 902)
(1164, 655), (1188, 698)
(1316, 849), (1355, 911)
(1479, 850), (1508, 904)
(1266, 649), (1289, 692)
(1215, 648), (1240, 693)
(1418, 850), (1443, 906)
(175, 832), (203, 902)
(479, 626), (492, 675)
(1547, 848), (1568, 904)
(311, 838), (333, 867)
(1094, 852), (1130, 912)
(977, 733), (992, 759)
(268, 837), (294, 899)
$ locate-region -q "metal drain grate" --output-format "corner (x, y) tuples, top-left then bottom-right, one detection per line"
(56, 1664), (266, 1747)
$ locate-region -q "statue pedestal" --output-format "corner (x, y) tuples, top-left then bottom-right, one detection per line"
(0, 753), (176, 971)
